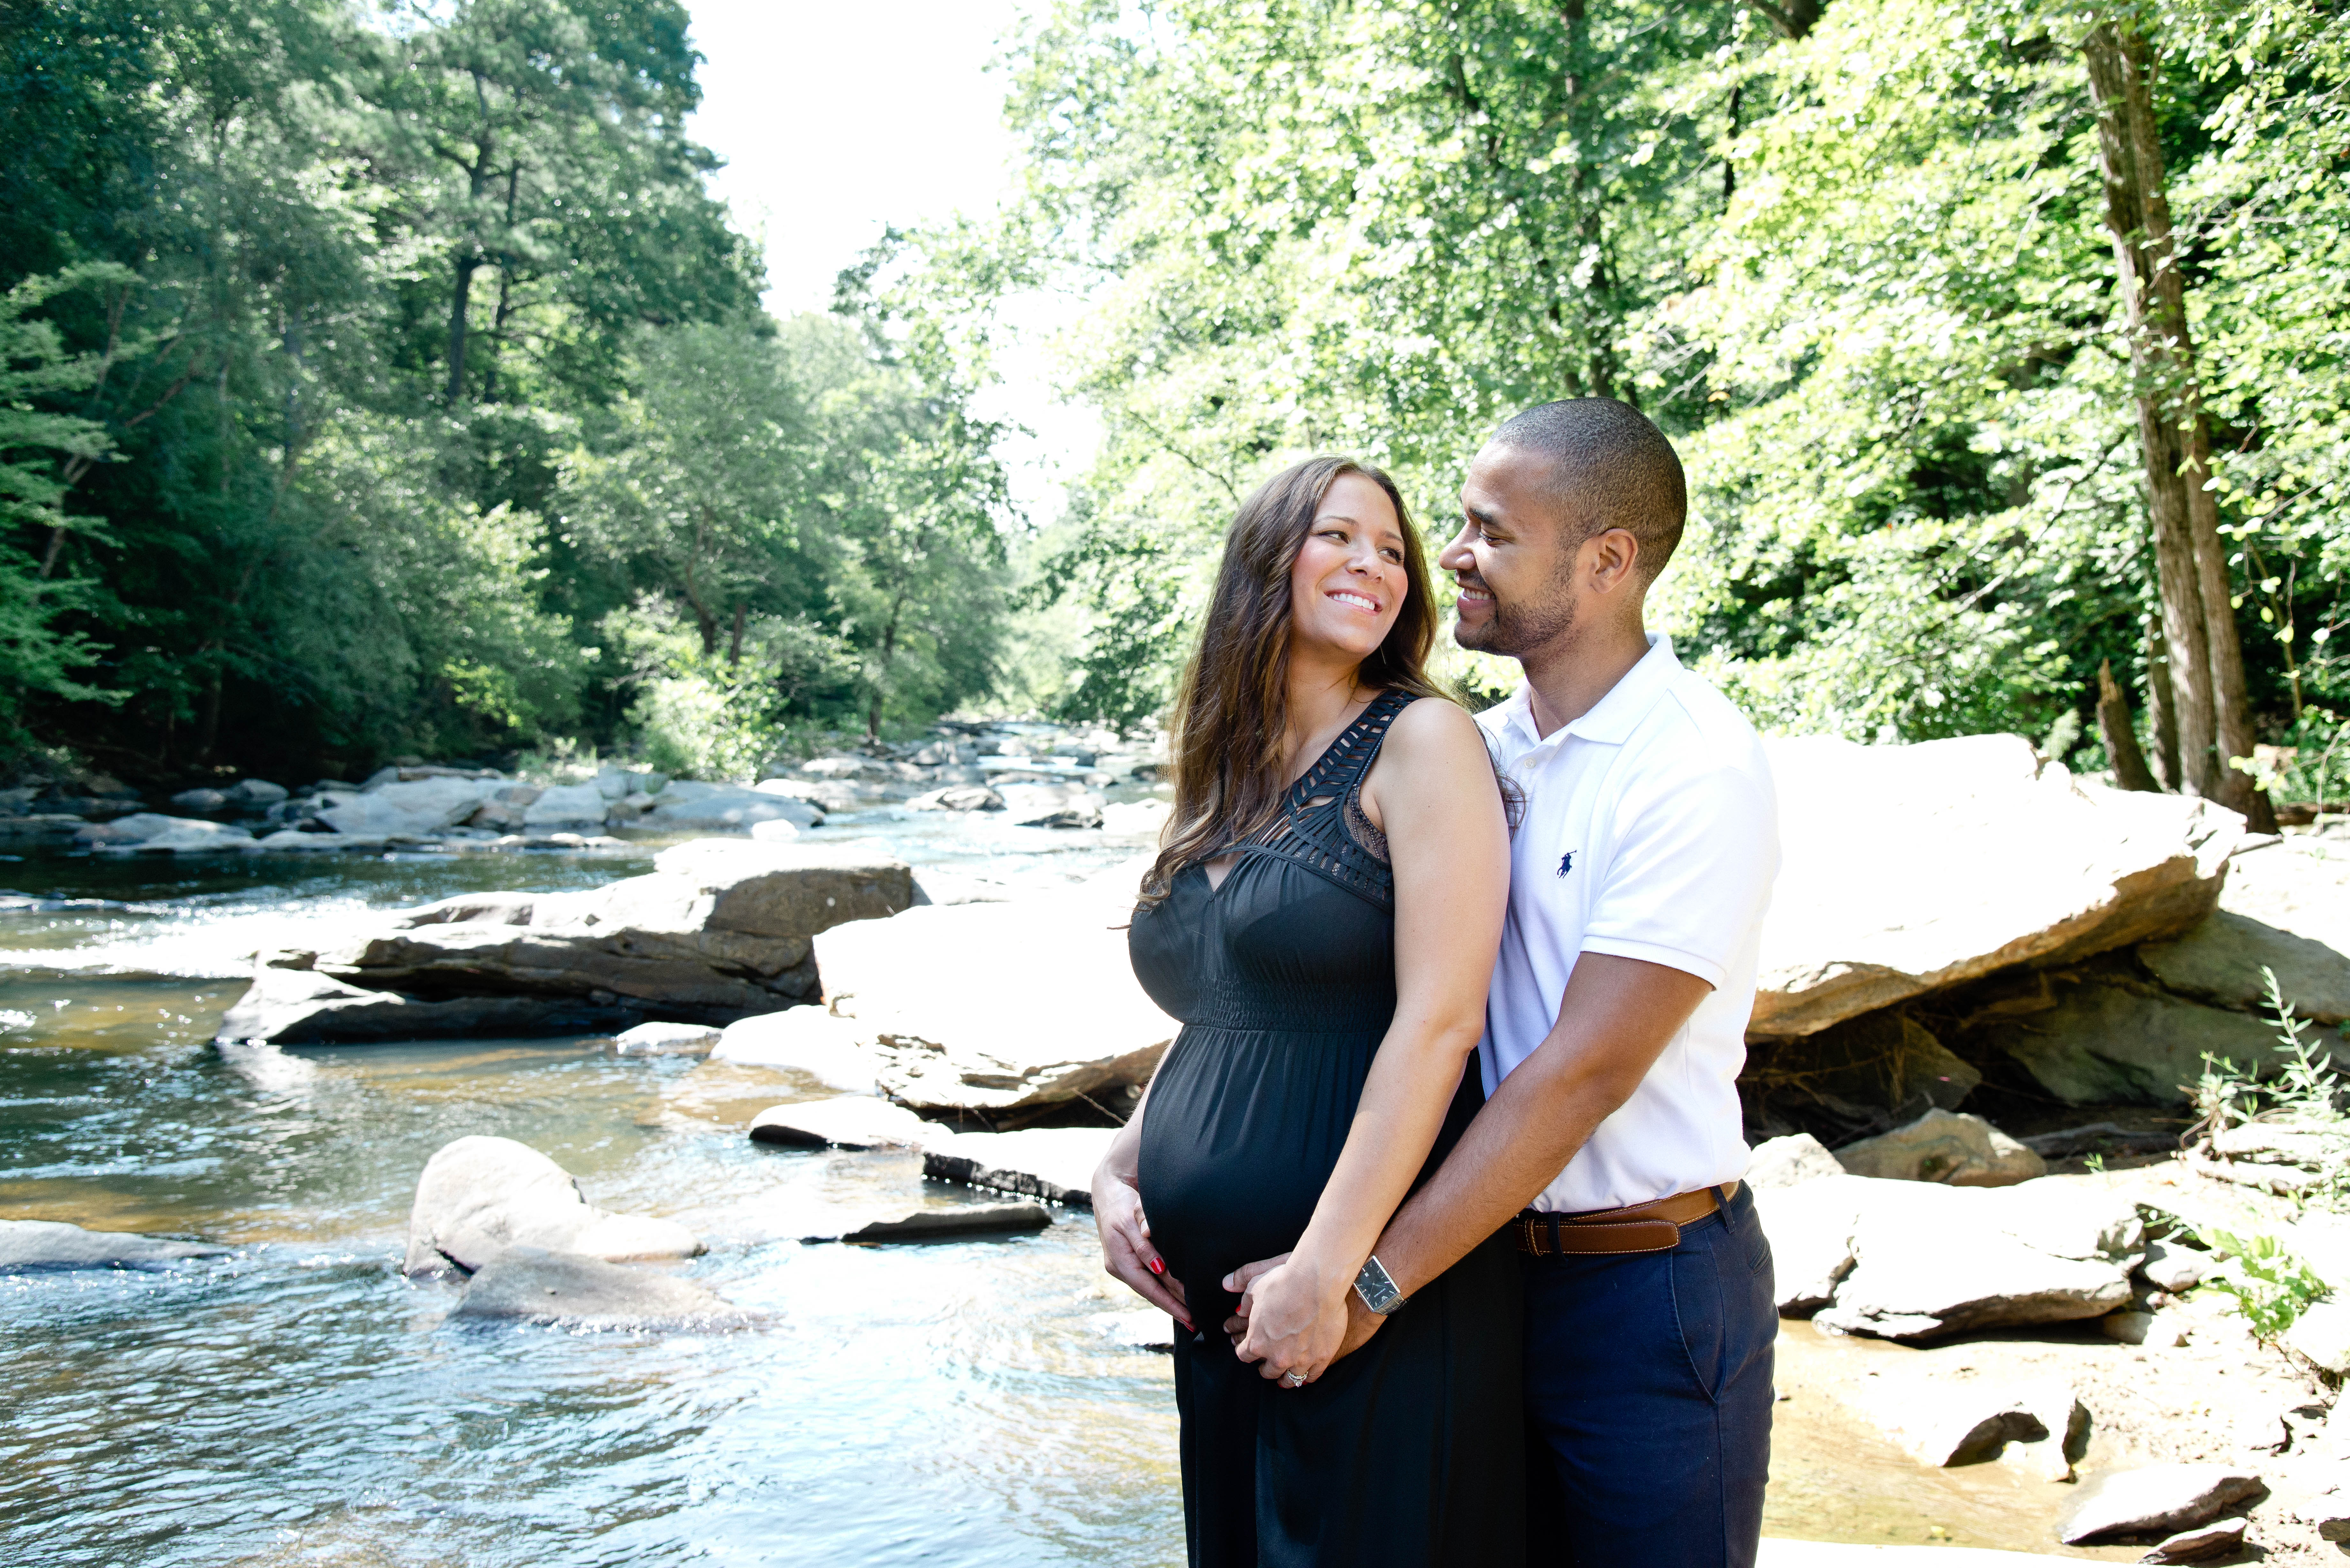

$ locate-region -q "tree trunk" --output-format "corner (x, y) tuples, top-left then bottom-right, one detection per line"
(866, 601), (903, 740)
(2096, 660), (2160, 793)
(728, 603), (747, 667)
(2082, 23), (2221, 801)
(195, 644), (224, 762)
(2145, 614), (2180, 790)
(445, 253), (478, 405)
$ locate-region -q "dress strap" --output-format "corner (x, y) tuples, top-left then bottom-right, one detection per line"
(1232, 686), (1415, 911)
(1286, 687), (1415, 807)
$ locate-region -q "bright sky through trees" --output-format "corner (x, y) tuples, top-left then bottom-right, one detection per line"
(684, 0), (1098, 521)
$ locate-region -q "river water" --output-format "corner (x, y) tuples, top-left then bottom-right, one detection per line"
(1, 806), (2120, 1564)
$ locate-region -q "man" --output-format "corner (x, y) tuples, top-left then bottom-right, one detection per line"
(1231, 398), (1782, 1564)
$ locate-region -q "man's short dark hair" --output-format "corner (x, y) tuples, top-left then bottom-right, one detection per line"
(1491, 398), (1687, 582)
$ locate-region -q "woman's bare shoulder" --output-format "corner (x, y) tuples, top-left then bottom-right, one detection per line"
(1375, 695), (1493, 785)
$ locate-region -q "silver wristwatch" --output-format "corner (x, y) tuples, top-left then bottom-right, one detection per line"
(1353, 1254), (1408, 1316)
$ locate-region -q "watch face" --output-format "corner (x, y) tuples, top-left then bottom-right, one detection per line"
(1355, 1259), (1404, 1315)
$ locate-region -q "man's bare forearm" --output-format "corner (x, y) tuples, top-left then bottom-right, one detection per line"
(1369, 954), (1709, 1299)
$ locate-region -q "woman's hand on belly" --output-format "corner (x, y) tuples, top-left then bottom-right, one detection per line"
(1227, 1254), (1353, 1386)
(1094, 1159), (1193, 1331)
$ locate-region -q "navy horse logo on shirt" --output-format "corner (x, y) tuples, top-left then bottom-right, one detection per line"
(1557, 851), (1575, 877)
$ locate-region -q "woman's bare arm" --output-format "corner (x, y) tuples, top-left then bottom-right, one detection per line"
(1229, 697), (1509, 1385)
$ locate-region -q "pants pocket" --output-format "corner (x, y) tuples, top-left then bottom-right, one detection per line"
(1669, 1241), (1726, 1404)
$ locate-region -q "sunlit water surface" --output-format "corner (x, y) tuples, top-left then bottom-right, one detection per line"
(2, 810), (1181, 1568)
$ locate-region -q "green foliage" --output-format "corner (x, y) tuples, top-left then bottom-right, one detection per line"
(0, 0), (1014, 776)
(2196, 1226), (2330, 1343)
(0, 265), (129, 739)
(984, 0), (2347, 742)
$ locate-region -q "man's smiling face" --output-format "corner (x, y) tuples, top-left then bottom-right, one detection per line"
(1440, 442), (1581, 658)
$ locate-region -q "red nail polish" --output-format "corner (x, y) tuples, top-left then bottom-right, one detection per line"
(1147, 1257), (1164, 1275)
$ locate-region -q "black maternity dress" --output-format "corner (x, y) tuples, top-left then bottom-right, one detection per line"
(1130, 689), (1525, 1568)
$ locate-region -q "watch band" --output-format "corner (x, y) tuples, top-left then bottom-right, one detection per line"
(1353, 1254), (1408, 1316)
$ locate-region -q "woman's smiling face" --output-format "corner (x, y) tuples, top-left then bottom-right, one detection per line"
(1287, 472), (1408, 664)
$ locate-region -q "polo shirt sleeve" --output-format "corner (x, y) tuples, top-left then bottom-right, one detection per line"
(1580, 761), (1776, 990)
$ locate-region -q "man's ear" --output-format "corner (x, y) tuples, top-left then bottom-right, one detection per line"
(1584, 527), (1642, 597)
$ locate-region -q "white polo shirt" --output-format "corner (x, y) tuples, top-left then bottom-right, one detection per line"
(1475, 633), (1779, 1214)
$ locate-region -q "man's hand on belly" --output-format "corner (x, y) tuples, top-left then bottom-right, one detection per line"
(1223, 1253), (1385, 1368)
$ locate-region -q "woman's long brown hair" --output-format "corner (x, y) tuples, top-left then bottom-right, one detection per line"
(1143, 456), (1448, 901)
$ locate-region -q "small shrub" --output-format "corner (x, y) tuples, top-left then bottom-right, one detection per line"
(2196, 1226), (2330, 1343)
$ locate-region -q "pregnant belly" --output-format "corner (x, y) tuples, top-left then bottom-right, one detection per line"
(1136, 1023), (1377, 1306)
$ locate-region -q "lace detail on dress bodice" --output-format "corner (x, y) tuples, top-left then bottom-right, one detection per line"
(1225, 687), (1411, 911)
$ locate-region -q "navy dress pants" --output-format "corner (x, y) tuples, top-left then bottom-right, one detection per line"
(1520, 1182), (1776, 1568)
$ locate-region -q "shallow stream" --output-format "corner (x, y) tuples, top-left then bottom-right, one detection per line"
(1, 807), (2122, 1564)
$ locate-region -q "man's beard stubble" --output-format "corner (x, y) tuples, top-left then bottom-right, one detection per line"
(1453, 575), (1577, 659)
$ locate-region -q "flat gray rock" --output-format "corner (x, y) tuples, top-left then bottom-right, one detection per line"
(814, 869), (1175, 1117)
(713, 1009), (885, 1092)
(1765, 1177), (2139, 1338)
(450, 1246), (748, 1328)
(405, 1135), (701, 1276)
(2138, 1238), (2212, 1293)
(835, 1203), (1053, 1244)
(922, 1127), (1119, 1208)
(2141, 1517), (2245, 1564)
(2141, 908), (2350, 1025)
(2058, 1464), (2264, 1544)
(644, 781), (821, 832)
(1834, 1110), (2046, 1187)
(0, 1218), (224, 1271)
(216, 841), (914, 1042)
(215, 964), (639, 1044)
(748, 1095), (931, 1150)
(609, 1021), (722, 1056)
(1828, 1370), (2084, 1476)
(1975, 980), (2276, 1106)
(1090, 1309), (1176, 1350)
(1747, 1132), (1846, 1190)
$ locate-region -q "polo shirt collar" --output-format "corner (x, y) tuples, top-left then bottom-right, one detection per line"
(1494, 633), (1681, 752)
(1565, 633), (1680, 744)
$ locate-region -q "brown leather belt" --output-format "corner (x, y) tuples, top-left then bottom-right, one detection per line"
(1509, 1181), (1741, 1257)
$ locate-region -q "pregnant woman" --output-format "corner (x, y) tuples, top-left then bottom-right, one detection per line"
(1090, 456), (1522, 1566)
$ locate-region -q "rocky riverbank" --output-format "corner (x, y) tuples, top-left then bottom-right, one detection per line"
(0, 718), (1171, 856)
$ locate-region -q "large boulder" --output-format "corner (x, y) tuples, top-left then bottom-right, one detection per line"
(449, 1246), (748, 1328)
(404, 1135), (701, 1276)
(0, 1218), (224, 1271)
(811, 868), (1175, 1118)
(218, 842), (916, 1042)
(1752, 735), (2240, 1038)
(643, 780), (821, 832)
